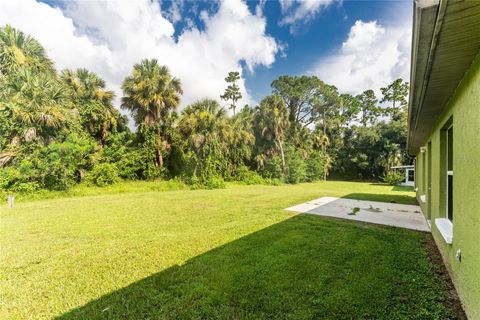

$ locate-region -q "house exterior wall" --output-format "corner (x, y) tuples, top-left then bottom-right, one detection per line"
(414, 55), (480, 319)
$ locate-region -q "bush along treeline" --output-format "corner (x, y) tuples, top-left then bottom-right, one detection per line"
(0, 26), (410, 192)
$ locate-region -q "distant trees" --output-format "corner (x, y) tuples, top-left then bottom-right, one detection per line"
(330, 85), (409, 180)
(177, 99), (228, 183)
(176, 99), (254, 185)
(0, 26), (410, 192)
(271, 75), (340, 130)
(0, 26), (126, 191)
(220, 71), (242, 116)
(61, 68), (119, 145)
(121, 59), (183, 167)
(255, 95), (289, 174)
(381, 78), (409, 121)
(356, 89), (380, 127)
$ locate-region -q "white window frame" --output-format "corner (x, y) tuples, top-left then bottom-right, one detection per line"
(436, 124), (454, 245)
(446, 172), (453, 220)
(406, 169), (415, 183)
(446, 125), (453, 222)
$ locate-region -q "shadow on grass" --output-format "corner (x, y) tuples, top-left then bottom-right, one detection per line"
(392, 185), (415, 192)
(367, 183), (415, 193)
(342, 193), (418, 205)
(57, 215), (453, 320)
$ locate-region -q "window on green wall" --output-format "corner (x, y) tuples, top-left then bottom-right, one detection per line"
(446, 126), (453, 221)
(408, 169), (415, 182)
(422, 150), (426, 193)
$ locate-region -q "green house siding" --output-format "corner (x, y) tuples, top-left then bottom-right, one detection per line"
(415, 55), (480, 319)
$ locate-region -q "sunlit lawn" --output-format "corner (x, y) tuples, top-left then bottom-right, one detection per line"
(0, 181), (457, 319)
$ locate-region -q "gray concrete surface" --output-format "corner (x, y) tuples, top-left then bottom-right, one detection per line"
(285, 197), (430, 232)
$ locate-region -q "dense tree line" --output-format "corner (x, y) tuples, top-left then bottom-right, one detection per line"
(0, 26), (409, 192)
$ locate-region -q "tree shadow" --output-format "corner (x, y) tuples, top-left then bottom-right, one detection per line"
(391, 185), (415, 192)
(367, 183), (415, 193)
(341, 193), (418, 205)
(57, 215), (450, 319)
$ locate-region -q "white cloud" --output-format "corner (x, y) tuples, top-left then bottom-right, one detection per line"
(279, 0), (336, 33)
(0, 0), (279, 114)
(165, 0), (184, 24)
(310, 19), (411, 96)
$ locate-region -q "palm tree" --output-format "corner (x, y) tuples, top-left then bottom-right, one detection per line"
(179, 99), (228, 155)
(0, 67), (70, 168)
(6, 68), (71, 141)
(61, 68), (118, 144)
(178, 99), (253, 180)
(62, 68), (113, 101)
(182, 98), (226, 119)
(121, 59), (182, 167)
(311, 130), (331, 180)
(256, 95), (289, 173)
(228, 110), (255, 171)
(0, 25), (53, 74)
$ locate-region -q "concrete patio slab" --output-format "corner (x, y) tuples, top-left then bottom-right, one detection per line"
(285, 197), (430, 232)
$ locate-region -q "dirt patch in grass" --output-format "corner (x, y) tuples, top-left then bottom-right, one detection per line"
(423, 235), (467, 320)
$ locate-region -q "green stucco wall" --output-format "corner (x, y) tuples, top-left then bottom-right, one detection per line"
(415, 55), (480, 319)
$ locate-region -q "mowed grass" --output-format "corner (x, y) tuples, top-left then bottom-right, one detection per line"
(0, 181), (455, 319)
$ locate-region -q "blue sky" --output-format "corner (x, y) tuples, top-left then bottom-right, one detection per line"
(241, 0), (413, 101)
(1, 0), (412, 109)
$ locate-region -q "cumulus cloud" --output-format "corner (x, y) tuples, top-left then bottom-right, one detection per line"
(279, 0), (336, 33)
(310, 19), (411, 95)
(0, 0), (279, 113)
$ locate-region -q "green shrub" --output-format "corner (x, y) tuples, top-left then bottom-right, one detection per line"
(306, 150), (325, 182)
(285, 148), (307, 184)
(101, 132), (135, 163)
(234, 165), (265, 185)
(265, 178), (283, 186)
(185, 174), (200, 187)
(101, 132), (160, 181)
(11, 182), (39, 193)
(88, 163), (119, 187)
(113, 150), (146, 180)
(35, 134), (97, 190)
(0, 165), (40, 193)
(203, 177), (226, 189)
(262, 155), (284, 180)
(0, 166), (21, 190)
(0, 161), (39, 192)
(382, 170), (405, 186)
(40, 160), (77, 190)
(0, 134), (97, 192)
(241, 173), (265, 185)
(187, 175), (226, 190)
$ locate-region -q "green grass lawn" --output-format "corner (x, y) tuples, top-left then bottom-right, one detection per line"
(0, 181), (458, 319)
